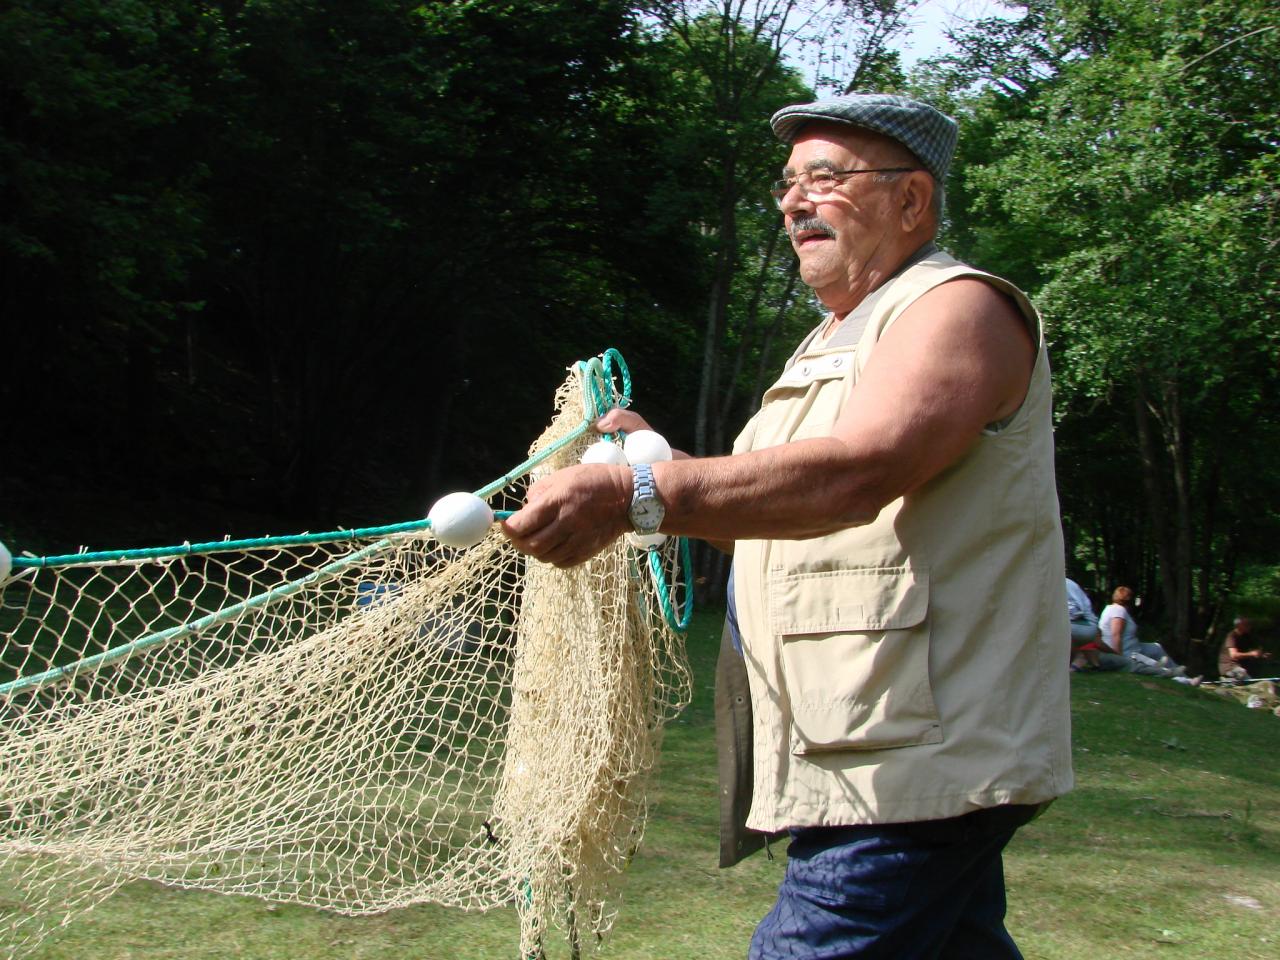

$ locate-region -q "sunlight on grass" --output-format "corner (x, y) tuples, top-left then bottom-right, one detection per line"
(18, 610), (1280, 959)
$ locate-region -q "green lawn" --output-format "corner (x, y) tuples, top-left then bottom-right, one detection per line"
(21, 608), (1280, 960)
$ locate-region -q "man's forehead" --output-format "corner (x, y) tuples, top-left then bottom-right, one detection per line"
(781, 143), (859, 176)
(781, 125), (892, 174)
(780, 156), (845, 176)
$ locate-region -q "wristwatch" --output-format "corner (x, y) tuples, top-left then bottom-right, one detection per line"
(628, 463), (666, 535)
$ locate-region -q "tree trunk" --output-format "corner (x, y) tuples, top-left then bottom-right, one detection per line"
(746, 259), (801, 415)
(715, 220), (784, 449)
(694, 159), (739, 456)
(1156, 376), (1193, 656)
(1132, 383), (1178, 626)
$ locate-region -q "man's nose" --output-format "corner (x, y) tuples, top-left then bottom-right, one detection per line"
(778, 182), (815, 218)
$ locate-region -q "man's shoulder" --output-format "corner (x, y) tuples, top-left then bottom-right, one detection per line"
(881, 250), (1030, 320)
(900, 247), (986, 280)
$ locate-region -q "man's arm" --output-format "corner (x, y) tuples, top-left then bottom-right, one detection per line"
(1227, 634), (1269, 662)
(503, 278), (1034, 567)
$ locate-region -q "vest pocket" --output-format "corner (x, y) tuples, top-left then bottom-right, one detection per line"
(769, 565), (943, 754)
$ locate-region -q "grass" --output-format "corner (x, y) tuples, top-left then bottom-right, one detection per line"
(18, 608), (1280, 960)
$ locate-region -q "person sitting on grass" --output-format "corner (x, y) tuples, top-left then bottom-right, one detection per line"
(1067, 577), (1105, 670)
(1217, 617), (1271, 681)
(1098, 586), (1201, 685)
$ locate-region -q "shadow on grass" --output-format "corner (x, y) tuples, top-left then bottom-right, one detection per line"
(1030, 671), (1280, 866)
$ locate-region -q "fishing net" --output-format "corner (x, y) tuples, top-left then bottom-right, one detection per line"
(0, 350), (693, 959)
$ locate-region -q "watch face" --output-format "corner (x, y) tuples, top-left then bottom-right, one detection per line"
(635, 500), (662, 522)
(630, 498), (665, 533)
(629, 463), (665, 534)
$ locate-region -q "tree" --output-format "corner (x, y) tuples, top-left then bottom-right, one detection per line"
(0, 0), (228, 479)
(935, 0), (1280, 654)
(1, 1), (712, 545)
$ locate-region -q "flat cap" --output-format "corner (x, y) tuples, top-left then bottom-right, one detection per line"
(770, 93), (958, 183)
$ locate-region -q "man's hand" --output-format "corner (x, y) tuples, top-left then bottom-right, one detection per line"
(595, 409), (655, 437)
(502, 464), (632, 568)
(503, 408), (691, 568)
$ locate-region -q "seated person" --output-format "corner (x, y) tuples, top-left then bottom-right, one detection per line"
(1098, 586), (1200, 683)
(1217, 617), (1271, 681)
(1067, 578), (1104, 670)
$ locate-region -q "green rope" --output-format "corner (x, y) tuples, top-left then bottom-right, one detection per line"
(520, 878), (544, 960)
(11, 520), (430, 571)
(648, 537), (694, 632)
(579, 348), (631, 441)
(9, 515), (527, 570)
(472, 422), (590, 500)
(601, 347), (631, 404)
(584, 350), (688, 631)
(0, 538), (393, 698)
(577, 356), (609, 421)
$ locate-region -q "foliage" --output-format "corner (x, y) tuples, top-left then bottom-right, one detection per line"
(932, 0), (1280, 647)
(1, 0), (706, 537)
(1, 0), (1276, 629)
(638, 4), (818, 455)
(0, 0), (222, 321)
(193, 0), (700, 519)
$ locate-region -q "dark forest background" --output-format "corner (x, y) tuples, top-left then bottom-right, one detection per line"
(2, 0), (1277, 664)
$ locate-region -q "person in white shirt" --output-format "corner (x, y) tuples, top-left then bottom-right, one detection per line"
(1097, 586), (1199, 683)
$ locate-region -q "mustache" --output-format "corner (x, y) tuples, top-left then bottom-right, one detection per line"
(788, 215), (835, 242)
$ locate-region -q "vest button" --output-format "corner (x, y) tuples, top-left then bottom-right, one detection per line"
(831, 356), (843, 367)
(800, 364), (811, 376)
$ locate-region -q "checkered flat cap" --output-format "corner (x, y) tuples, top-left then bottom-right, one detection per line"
(770, 93), (958, 183)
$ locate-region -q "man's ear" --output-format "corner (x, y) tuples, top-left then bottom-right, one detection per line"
(899, 171), (934, 231)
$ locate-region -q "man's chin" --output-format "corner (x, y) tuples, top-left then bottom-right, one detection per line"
(797, 258), (838, 289)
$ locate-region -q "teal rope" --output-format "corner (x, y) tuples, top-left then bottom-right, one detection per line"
(0, 538), (395, 698)
(601, 348), (631, 404)
(472, 422), (591, 500)
(520, 879), (541, 960)
(577, 356), (609, 422)
(8, 515), (517, 570)
(593, 349), (631, 418)
(647, 537), (694, 633)
(582, 348), (690, 631)
(474, 352), (630, 499)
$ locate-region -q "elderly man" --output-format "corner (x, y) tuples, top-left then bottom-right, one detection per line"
(504, 93), (1072, 959)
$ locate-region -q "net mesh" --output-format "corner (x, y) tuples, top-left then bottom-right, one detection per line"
(0, 363), (692, 959)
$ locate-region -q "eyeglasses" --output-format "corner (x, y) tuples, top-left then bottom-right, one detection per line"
(770, 167), (920, 207)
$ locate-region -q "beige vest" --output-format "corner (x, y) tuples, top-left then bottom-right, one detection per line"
(731, 250), (1073, 830)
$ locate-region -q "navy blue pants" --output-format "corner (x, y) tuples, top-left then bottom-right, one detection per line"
(750, 805), (1035, 959)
